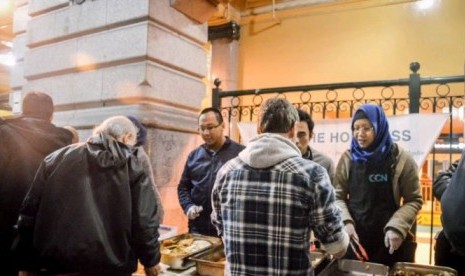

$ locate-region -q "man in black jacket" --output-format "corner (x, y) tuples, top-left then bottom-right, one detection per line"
(433, 156), (465, 276)
(16, 116), (161, 276)
(0, 92), (72, 276)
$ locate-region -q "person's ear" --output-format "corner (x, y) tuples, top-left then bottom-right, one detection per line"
(288, 123), (296, 139)
(122, 133), (135, 146)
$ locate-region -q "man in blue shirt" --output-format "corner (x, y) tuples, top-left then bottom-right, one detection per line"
(178, 107), (244, 236)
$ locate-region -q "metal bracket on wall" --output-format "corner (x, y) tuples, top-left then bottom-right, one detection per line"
(70, 0), (97, 5)
(208, 21), (241, 41)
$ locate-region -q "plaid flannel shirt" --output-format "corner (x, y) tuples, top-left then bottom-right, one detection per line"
(212, 155), (346, 275)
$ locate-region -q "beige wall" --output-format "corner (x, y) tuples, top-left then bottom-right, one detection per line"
(237, 0), (465, 89)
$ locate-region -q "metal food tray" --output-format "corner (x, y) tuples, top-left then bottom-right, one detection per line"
(391, 262), (457, 276)
(319, 259), (389, 276)
(189, 245), (226, 276)
(160, 233), (222, 270)
(311, 249), (332, 275)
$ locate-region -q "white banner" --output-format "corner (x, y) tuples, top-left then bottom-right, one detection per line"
(237, 113), (449, 168)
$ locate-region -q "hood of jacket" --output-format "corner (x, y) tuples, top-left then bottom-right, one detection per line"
(239, 133), (301, 169)
(86, 133), (134, 168)
(2, 117), (72, 155)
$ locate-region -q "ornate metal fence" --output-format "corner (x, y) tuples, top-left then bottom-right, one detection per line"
(212, 62), (465, 264)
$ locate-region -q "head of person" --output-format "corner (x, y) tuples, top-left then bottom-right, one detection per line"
(295, 109), (315, 154)
(93, 116), (137, 146)
(198, 107), (225, 149)
(126, 115), (147, 147)
(258, 98), (298, 137)
(350, 104), (393, 163)
(63, 126), (79, 143)
(22, 91), (54, 121)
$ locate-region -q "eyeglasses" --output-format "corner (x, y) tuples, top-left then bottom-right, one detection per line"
(198, 123), (221, 133)
(353, 127), (374, 135)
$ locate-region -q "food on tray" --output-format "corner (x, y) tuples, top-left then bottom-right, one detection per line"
(161, 238), (211, 257)
(216, 257), (226, 264)
(178, 238), (194, 247)
(162, 239), (176, 247)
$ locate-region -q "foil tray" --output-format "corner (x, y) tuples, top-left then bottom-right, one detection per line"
(311, 249), (332, 275)
(189, 247), (331, 276)
(189, 245), (225, 276)
(160, 233), (222, 270)
(391, 262), (457, 276)
(318, 259), (389, 276)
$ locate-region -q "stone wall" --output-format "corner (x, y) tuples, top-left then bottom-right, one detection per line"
(11, 0), (211, 233)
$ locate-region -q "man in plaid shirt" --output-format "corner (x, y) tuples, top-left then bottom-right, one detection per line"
(211, 98), (349, 275)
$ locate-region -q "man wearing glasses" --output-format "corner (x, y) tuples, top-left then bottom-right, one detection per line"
(178, 107), (244, 236)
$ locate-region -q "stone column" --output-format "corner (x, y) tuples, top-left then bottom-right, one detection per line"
(209, 21), (240, 91)
(10, 0), (214, 233)
(209, 20), (241, 140)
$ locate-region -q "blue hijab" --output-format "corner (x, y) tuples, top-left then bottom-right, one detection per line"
(350, 104), (393, 164)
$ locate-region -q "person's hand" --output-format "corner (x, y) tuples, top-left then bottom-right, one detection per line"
(344, 222), (359, 241)
(144, 264), (161, 276)
(332, 247), (348, 259)
(187, 205), (203, 220)
(384, 229), (403, 254)
(19, 272), (37, 276)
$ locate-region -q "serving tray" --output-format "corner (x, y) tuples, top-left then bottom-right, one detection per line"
(160, 233), (222, 270)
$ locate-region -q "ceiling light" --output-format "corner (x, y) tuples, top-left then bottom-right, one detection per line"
(415, 0), (436, 10)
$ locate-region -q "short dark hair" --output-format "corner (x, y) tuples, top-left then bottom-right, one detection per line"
(22, 92), (54, 120)
(199, 107), (223, 124)
(259, 98), (298, 133)
(297, 109), (315, 133)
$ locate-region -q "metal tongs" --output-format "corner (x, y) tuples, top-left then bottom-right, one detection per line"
(349, 237), (369, 262)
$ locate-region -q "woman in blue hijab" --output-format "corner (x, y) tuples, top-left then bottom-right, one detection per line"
(333, 104), (423, 267)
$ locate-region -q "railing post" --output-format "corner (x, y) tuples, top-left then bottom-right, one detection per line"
(409, 62), (421, 113)
(212, 78), (222, 109)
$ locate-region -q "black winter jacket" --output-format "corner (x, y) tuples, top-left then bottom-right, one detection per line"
(433, 159), (459, 201)
(0, 117), (71, 255)
(17, 134), (160, 275)
(435, 152), (465, 256)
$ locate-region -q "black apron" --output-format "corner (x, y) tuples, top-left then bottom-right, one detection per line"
(346, 145), (413, 267)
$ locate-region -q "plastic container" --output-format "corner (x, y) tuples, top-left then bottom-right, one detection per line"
(159, 224), (178, 241)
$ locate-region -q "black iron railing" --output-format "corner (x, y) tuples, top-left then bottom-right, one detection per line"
(213, 62), (464, 119)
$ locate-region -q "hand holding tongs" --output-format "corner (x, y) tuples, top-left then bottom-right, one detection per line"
(349, 237), (369, 262)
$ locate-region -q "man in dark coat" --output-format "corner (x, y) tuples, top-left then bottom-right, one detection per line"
(16, 116), (161, 275)
(0, 92), (72, 276)
(433, 155), (465, 276)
